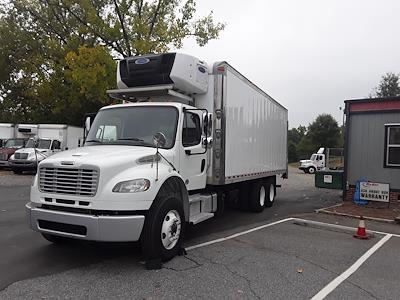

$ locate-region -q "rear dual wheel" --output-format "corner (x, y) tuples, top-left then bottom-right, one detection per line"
(249, 178), (275, 212)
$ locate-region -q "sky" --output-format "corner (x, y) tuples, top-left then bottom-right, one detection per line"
(178, 0), (400, 128)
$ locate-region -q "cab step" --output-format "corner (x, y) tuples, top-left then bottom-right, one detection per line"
(189, 212), (214, 225)
(188, 193), (217, 225)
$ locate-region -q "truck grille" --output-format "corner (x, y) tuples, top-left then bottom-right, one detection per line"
(15, 153), (28, 159)
(39, 167), (99, 197)
(0, 153), (7, 161)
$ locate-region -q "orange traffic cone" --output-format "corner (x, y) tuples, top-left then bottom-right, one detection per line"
(354, 216), (370, 239)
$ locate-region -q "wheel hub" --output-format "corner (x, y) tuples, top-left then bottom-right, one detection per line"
(161, 210), (181, 250)
(259, 186), (266, 207)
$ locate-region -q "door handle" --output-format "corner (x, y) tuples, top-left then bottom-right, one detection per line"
(201, 159), (205, 172)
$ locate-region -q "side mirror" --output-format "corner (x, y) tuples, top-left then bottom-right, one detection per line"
(85, 117), (91, 136)
(207, 113), (212, 136)
(153, 132), (167, 148)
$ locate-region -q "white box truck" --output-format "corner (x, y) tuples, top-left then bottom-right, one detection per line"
(0, 123), (16, 148)
(26, 53), (288, 262)
(9, 124), (82, 173)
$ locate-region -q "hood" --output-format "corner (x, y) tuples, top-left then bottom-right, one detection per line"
(300, 159), (312, 164)
(0, 147), (19, 155)
(42, 145), (159, 169)
(16, 148), (48, 154)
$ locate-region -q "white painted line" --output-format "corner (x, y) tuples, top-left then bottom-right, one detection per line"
(294, 218), (400, 238)
(185, 217), (294, 251)
(310, 234), (393, 300)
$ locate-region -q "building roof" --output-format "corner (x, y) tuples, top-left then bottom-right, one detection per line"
(345, 96), (400, 114)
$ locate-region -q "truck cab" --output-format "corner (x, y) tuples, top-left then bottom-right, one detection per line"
(0, 138), (27, 168)
(9, 138), (61, 173)
(299, 148), (325, 173)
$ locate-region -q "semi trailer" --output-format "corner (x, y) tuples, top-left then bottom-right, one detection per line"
(26, 53), (288, 262)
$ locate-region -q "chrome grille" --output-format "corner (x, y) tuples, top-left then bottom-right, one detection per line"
(39, 167), (99, 197)
(15, 153), (28, 159)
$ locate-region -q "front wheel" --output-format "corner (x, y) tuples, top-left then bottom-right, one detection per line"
(141, 196), (185, 262)
(308, 167), (316, 174)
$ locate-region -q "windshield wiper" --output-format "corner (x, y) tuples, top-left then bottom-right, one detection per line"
(85, 139), (103, 143)
(117, 137), (144, 141)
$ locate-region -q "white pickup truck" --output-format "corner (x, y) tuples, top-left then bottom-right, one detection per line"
(26, 53), (288, 262)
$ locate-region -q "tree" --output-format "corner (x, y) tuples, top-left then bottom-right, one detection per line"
(287, 125), (307, 162)
(7, 0), (225, 58)
(0, 0), (225, 125)
(307, 114), (341, 148)
(295, 114), (341, 160)
(371, 72), (400, 98)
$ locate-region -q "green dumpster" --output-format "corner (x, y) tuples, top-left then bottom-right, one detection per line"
(315, 170), (343, 189)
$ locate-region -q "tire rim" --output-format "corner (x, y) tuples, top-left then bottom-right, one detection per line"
(309, 168), (315, 174)
(269, 184), (275, 202)
(259, 186), (266, 207)
(161, 210), (182, 250)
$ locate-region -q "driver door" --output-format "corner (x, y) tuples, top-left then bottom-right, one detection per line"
(179, 110), (207, 191)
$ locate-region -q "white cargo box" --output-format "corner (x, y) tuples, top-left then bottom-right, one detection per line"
(206, 63), (288, 185)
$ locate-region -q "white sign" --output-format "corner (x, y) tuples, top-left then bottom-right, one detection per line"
(360, 182), (390, 202)
(324, 175), (332, 184)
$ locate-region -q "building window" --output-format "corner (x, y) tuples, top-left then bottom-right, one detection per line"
(385, 125), (400, 167)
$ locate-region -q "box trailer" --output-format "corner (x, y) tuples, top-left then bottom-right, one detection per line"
(9, 124), (82, 173)
(0, 123), (16, 147)
(26, 53), (288, 263)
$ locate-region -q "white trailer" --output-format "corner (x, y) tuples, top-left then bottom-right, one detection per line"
(26, 53), (287, 264)
(9, 124), (82, 173)
(0, 123), (16, 147)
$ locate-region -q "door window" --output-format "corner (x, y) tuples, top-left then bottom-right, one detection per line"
(51, 140), (61, 150)
(385, 125), (400, 167)
(182, 112), (201, 147)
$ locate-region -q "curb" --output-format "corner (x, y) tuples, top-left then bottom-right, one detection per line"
(315, 207), (395, 224)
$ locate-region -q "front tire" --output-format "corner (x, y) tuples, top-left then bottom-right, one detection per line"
(308, 167), (316, 174)
(141, 196), (185, 262)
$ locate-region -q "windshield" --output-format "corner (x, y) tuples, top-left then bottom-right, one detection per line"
(4, 139), (25, 148)
(25, 139), (51, 149)
(85, 106), (179, 149)
(310, 154), (317, 161)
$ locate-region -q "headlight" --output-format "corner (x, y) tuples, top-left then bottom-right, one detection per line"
(112, 179), (150, 193)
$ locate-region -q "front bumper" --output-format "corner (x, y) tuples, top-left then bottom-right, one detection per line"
(26, 202), (145, 242)
(9, 160), (37, 170)
(0, 160), (9, 167)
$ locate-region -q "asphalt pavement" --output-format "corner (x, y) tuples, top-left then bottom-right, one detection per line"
(0, 167), (345, 296)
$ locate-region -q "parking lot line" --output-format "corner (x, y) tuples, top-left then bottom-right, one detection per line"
(187, 217), (400, 253)
(310, 234), (393, 300)
(294, 218), (400, 238)
(185, 217), (294, 251)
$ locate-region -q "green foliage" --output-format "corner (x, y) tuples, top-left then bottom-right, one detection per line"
(371, 72), (400, 98)
(0, 0), (225, 125)
(307, 114), (341, 149)
(288, 114), (342, 161)
(287, 125), (306, 162)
